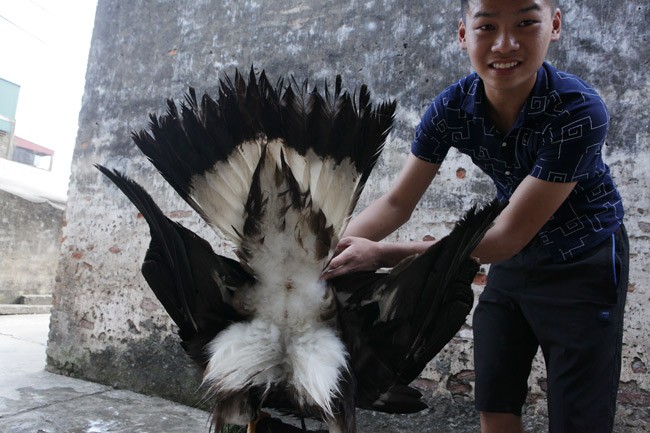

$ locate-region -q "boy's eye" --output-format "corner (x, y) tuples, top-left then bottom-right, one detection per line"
(519, 19), (539, 27)
(477, 24), (495, 31)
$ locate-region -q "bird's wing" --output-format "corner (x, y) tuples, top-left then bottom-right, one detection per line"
(333, 199), (503, 413)
(130, 68), (396, 270)
(96, 166), (253, 367)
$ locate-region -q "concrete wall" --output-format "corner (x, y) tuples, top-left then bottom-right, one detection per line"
(47, 0), (650, 421)
(0, 188), (63, 304)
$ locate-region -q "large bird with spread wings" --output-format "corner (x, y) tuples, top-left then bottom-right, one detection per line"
(98, 68), (500, 433)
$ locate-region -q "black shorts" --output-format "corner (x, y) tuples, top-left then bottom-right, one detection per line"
(473, 225), (629, 433)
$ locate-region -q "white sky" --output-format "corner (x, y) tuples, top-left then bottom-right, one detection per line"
(0, 0), (97, 201)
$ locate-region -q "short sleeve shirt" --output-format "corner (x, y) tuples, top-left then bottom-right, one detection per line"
(411, 62), (624, 262)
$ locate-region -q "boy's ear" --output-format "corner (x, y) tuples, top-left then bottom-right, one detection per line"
(551, 9), (562, 42)
(459, 19), (467, 50)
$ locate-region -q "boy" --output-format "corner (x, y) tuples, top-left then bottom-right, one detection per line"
(323, 1), (628, 432)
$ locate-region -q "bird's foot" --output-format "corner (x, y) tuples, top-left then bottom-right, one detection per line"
(247, 411), (271, 433)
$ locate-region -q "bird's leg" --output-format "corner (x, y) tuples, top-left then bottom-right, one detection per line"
(325, 422), (345, 433)
(246, 411), (271, 433)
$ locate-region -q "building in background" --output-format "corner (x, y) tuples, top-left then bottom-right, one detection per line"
(0, 76), (55, 170)
(0, 77), (19, 159)
(12, 136), (54, 170)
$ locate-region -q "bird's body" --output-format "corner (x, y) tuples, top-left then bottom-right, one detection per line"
(98, 68), (501, 432)
(197, 140), (351, 427)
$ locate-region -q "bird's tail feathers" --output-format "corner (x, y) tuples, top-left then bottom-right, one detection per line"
(129, 68), (395, 260)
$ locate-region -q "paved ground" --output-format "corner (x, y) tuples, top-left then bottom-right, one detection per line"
(0, 314), (213, 433)
(0, 314), (647, 433)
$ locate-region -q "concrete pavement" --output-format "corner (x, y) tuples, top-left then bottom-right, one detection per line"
(0, 314), (212, 433)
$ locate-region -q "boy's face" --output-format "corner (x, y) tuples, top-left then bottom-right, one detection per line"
(459, 0), (561, 101)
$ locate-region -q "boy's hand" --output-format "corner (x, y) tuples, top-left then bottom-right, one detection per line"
(321, 236), (383, 280)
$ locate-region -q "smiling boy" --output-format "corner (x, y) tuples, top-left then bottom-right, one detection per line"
(323, 1), (628, 432)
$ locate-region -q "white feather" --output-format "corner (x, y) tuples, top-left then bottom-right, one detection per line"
(187, 136), (364, 251)
(287, 326), (349, 415)
(188, 138), (266, 243)
(203, 320), (284, 392)
(321, 159), (359, 237)
(204, 315), (348, 419)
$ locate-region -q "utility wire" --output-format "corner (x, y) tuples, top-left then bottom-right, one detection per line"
(0, 13), (48, 45)
(28, 0), (55, 17)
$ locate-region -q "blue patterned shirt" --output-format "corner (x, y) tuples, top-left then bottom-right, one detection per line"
(411, 62), (624, 262)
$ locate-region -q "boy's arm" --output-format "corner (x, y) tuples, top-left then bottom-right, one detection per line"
(472, 175), (576, 263)
(325, 153), (577, 279)
(323, 154), (440, 277)
(344, 154), (440, 240)
(473, 93), (607, 263)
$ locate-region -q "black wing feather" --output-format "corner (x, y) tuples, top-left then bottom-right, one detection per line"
(96, 165), (252, 366)
(335, 199), (503, 413)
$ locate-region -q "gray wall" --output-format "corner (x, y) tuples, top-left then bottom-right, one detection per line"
(0, 189), (63, 304)
(0, 134), (10, 160)
(47, 0), (650, 420)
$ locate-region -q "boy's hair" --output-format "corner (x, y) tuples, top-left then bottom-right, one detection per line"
(461, 0), (559, 18)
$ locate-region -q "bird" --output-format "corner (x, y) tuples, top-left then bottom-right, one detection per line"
(97, 67), (501, 433)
